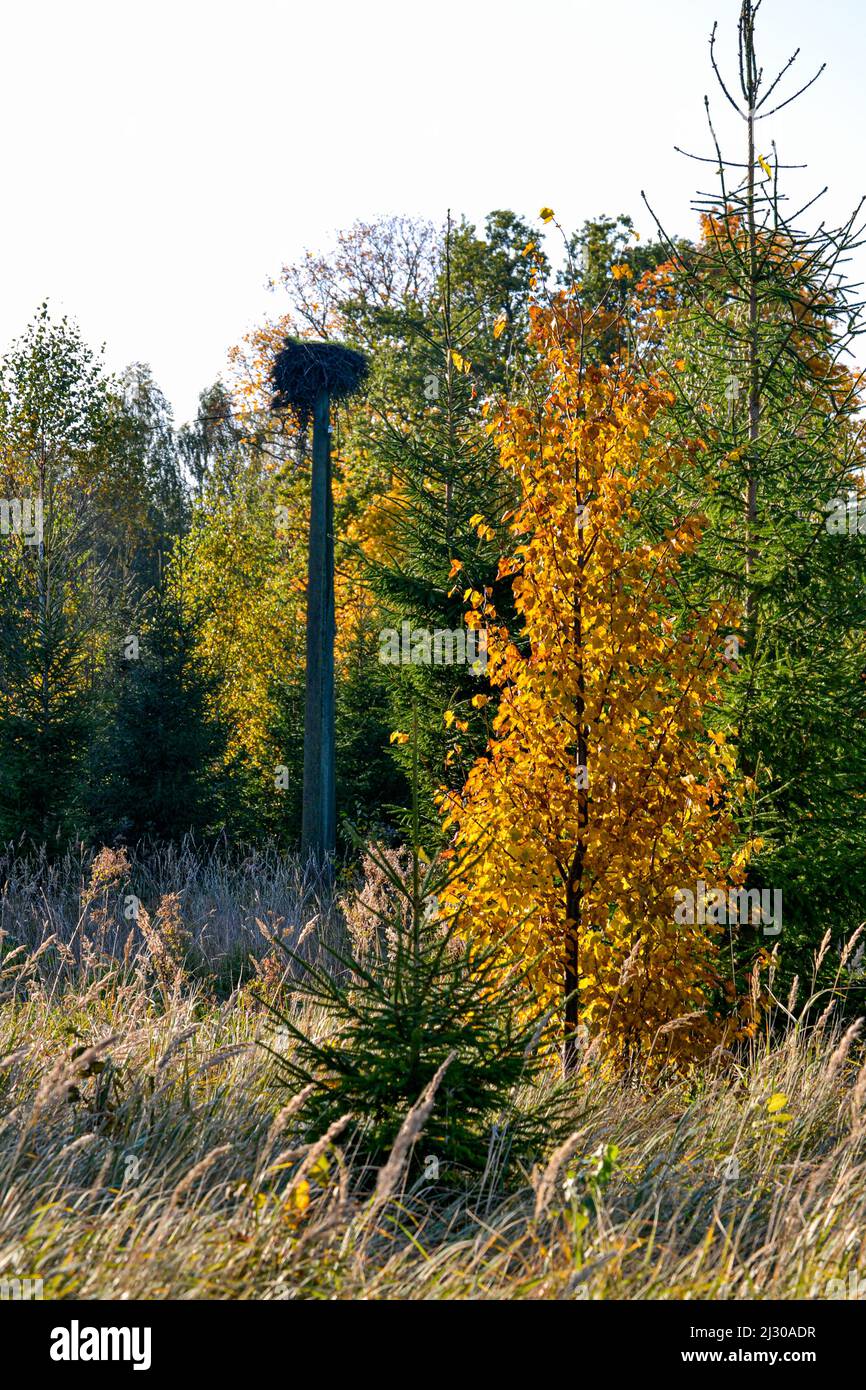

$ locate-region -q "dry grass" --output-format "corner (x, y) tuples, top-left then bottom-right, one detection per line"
(1, 844), (865, 1301)
(0, 837), (343, 990)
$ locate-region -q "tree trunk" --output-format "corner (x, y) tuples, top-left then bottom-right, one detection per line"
(743, 5), (760, 650)
(564, 489), (588, 1074)
(564, 851), (584, 1073)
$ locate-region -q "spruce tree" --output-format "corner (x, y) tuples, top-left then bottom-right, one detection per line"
(642, 0), (866, 986)
(363, 213), (543, 833)
(89, 563), (226, 844)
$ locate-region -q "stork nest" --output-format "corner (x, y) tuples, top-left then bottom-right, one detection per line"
(271, 338), (369, 426)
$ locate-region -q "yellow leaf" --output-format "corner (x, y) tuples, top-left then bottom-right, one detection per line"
(308, 1154), (330, 1183)
(539, 206), (555, 223)
(766, 1092), (788, 1113)
(758, 154), (772, 179)
(471, 694), (489, 708)
(291, 1180), (311, 1212)
(493, 312), (508, 340)
(389, 731), (410, 745)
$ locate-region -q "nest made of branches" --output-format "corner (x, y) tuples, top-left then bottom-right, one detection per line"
(271, 338), (369, 426)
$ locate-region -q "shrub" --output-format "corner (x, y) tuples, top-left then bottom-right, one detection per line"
(264, 837), (563, 1181)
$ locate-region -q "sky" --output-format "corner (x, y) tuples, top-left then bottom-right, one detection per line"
(2, 0), (865, 424)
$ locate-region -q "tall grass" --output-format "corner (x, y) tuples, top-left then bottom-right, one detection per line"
(0, 837), (342, 990)
(0, 843), (864, 1300)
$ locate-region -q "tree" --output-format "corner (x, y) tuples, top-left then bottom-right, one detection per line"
(111, 363), (186, 589)
(89, 562), (226, 844)
(558, 213), (690, 364)
(361, 213), (530, 832)
(641, 0), (866, 988)
(441, 292), (745, 1071)
(267, 819), (561, 1177)
(0, 306), (115, 845)
(177, 464), (305, 843)
(178, 380), (245, 499)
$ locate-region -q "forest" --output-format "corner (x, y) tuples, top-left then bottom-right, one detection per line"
(2, 0), (866, 1316)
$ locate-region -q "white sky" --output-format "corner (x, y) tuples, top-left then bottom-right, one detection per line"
(2, 0), (864, 424)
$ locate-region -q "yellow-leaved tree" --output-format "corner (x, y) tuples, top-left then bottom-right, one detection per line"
(440, 293), (744, 1070)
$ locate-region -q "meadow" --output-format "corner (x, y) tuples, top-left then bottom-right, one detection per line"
(1, 842), (864, 1302)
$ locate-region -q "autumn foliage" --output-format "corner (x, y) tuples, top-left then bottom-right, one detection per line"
(441, 295), (744, 1067)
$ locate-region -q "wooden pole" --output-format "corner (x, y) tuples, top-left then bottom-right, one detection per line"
(302, 387), (336, 863)
(271, 337), (367, 866)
